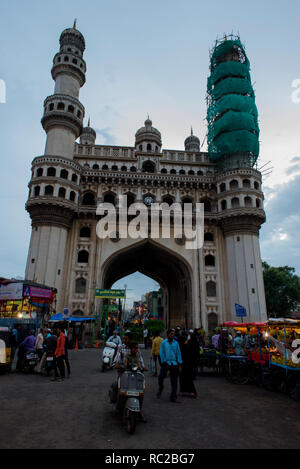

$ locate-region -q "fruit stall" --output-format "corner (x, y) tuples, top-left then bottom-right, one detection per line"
(264, 319), (300, 400)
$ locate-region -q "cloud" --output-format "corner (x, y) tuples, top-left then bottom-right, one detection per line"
(286, 163), (300, 175)
(261, 169), (300, 273)
(94, 127), (116, 145)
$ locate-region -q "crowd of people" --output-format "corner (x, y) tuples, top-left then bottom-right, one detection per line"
(13, 326), (71, 381)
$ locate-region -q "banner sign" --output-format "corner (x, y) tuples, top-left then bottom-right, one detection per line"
(235, 304), (247, 318)
(23, 286), (53, 299)
(95, 289), (125, 299)
(0, 283), (23, 301)
(102, 305), (119, 312)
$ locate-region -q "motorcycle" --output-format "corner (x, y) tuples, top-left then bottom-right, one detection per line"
(102, 341), (117, 372)
(21, 350), (39, 373)
(109, 366), (145, 434)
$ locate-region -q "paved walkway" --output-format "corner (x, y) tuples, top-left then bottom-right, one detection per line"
(0, 348), (299, 449)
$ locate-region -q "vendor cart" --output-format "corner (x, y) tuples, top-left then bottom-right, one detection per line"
(264, 319), (300, 401)
(198, 347), (220, 375)
(0, 327), (12, 373)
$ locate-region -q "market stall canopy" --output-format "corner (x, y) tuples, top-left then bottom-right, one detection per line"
(222, 322), (266, 327)
(49, 313), (95, 322)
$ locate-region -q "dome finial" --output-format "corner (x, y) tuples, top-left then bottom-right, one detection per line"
(191, 126), (193, 136)
(73, 18), (77, 29)
(88, 117), (90, 127)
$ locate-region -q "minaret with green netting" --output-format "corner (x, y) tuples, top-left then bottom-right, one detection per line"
(207, 36), (259, 170)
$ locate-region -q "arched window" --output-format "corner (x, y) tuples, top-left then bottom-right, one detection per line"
(75, 278), (86, 294)
(102, 165), (109, 170)
(206, 281), (217, 297)
(155, 146), (159, 153)
(243, 179), (251, 188)
(182, 197), (193, 205)
(161, 168), (167, 174)
(201, 198), (212, 212)
(77, 111), (81, 118)
(204, 232), (214, 242)
(70, 191), (76, 202)
(72, 174), (78, 183)
(34, 186), (40, 197)
(221, 200), (227, 211)
(130, 166), (137, 172)
(254, 181), (260, 190)
(64, 56), (69, 62)
(142, 161), (155, 173)
(68, 105), (74, 114)
(220, 183), (226, 193)
(103, 193), (116, 205)
(121, 166), (127, 172)
(57, 102), (65, 110)
(162, 196), (174, 206)
(37, 168), (43, 177)
(139, 145), (143, 152)
(111, 165), (118, 171)
(197, 170), (204, 176)
(77, 250), (89, 263)
(244, 196), (252, 207)
(58, 187), (66, 198)
(147, 144), (152, 152)
(170, 169), (177, 174)
(256, 198), (261, 208)
(47, 167), (56, 177)
(188, 170), (195, 175)
(208, 313), (218, 335)
(82, 192), (96, 206)
(49, 103), (54, 111)
(80, 226), (91, 238)
(45, 185), (54, 196)
(126, 194), (135, 207)
(205, 255), (215, 267)
(230, 179), (239, 190)
(93, 164), (99, 170)
(60, 169), (68, 179)
(231, 197), (240, 208)
(179, 169), (186, 175)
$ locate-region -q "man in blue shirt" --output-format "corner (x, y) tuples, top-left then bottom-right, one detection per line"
(157, 328), (183, 403)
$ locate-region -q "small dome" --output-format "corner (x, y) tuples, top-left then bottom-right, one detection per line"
(80, 120), (96, 144)
(60, 25), (85, 54)
(185, 128), (200, 152)
(135, 117), (162, 149)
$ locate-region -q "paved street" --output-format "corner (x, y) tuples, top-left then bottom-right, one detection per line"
(1, 348), (300, 449)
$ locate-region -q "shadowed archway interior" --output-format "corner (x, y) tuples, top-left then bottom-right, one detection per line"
(102, 241), (193, 328)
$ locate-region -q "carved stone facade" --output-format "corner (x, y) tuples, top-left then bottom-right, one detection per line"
(25, 25), (268, 331)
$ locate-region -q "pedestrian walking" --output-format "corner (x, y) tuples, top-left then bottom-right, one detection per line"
(157, 329), (183, 403)
(150, 332), (163, 376)
(64, 334), (71, 378)
(54, 326), (66, 382)
(179, 334), (197, 398)
(143, 327), (149, 349)
(35, 329), (45, 359)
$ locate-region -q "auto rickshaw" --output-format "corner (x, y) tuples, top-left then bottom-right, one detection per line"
(0, 327), (12, 373)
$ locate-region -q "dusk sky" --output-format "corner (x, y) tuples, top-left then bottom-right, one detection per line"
(1, 0), (300, 304)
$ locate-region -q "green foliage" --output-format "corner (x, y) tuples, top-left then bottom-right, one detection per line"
(144, 319), (165, 336)
(263, 262), (300, 318)
(128, 324), (143, 343)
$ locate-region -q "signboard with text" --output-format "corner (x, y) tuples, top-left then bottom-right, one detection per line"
(95, 289), (125, 299)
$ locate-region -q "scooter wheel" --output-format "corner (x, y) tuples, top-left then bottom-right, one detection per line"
(127, 411), (136, 434)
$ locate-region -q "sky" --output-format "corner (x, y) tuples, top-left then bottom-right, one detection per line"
(0, 0), (300, 304)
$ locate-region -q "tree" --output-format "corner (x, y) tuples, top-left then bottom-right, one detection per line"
(263, 262), (300, 318)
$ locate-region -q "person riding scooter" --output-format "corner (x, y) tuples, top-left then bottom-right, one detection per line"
(16, 331), (36, 371)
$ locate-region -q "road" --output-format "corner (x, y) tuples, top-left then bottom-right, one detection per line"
(0, 348), (300, 449)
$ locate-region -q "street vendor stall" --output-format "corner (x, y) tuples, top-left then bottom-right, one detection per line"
(264, 319), (300, 400)
(219, 322), (267, 385)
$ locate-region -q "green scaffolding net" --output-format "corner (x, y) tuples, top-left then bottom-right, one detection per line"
(207, 37), (259, 166)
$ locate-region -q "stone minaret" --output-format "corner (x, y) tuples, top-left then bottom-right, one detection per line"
(25, 24), (86, 312)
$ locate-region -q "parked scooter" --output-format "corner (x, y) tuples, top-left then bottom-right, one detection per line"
(102, 341), (117, 372)
(109, 366), (145, 434)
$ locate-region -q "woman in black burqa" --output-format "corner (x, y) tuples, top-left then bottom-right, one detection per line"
(179, 332), (198, 398)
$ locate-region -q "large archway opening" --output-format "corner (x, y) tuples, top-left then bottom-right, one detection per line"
(101, 240), (193, 328)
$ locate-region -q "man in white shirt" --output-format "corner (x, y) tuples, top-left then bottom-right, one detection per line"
(35, 329), (45, 358)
